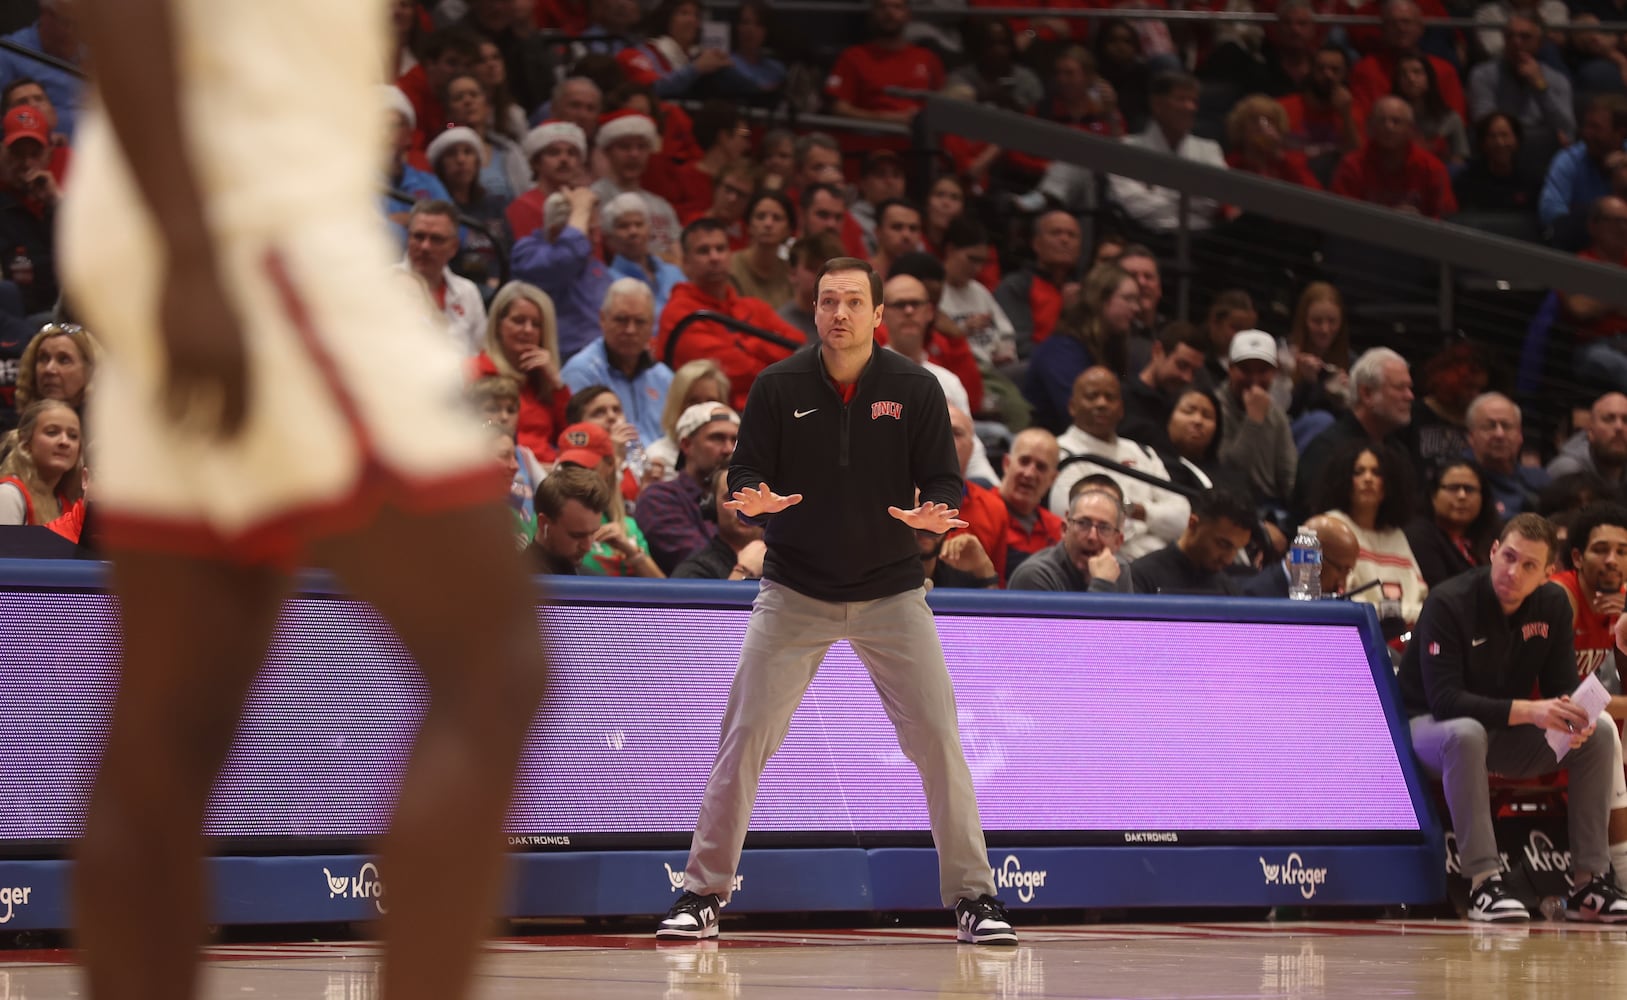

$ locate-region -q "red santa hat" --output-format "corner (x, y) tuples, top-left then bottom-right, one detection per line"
(594, 109), (661, 152)
(521, 119), (587, 162)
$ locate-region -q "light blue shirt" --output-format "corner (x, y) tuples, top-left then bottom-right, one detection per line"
(560, 339), (674, 446)
(1538, 142), (1621, 226)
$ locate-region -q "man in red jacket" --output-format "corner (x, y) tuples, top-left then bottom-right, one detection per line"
(1332, 96), (1457, 218)
(656, 218), (807, 412)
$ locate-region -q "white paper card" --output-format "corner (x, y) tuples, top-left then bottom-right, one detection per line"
(701, 21), (731, 53)
(1548, 673), (1613, 762)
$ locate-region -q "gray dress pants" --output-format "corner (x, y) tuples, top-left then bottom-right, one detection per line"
(682, 580), (998, 906)
(1410, 713), (1621, 881)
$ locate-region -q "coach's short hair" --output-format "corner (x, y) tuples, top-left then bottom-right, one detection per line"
(1499, 511), (1559, 563)
(815, 257), (883, 308)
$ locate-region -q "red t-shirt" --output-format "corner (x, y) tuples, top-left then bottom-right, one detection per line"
(1330, 141), (1457, 218)
(825, 42), (944, 115)
(954, 480), (1011, 583)
(1005, 501), (1064, 556)
(532, 0), (589, 32)
(1279, 94), (1363, 158)
(927, 332), (984, 417)
(395, 64), (447, 152)
(1551, 568), (1619, 682)
(663, 162), (717, 223)
(1029, 271), (1066, 346)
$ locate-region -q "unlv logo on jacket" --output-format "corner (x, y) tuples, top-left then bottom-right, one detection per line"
(871, 401), (903, 420)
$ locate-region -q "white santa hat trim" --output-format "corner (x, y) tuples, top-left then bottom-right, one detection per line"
(425, 126), (487, 167)
(522, 120), (587, 162)
(595, 111), (661, 152)
(382, 85), (415, 129)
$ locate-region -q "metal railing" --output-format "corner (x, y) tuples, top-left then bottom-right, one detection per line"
(1057, 451), (1199, 501)
(0, 38), (81, 78)
(702, 1), (1627, 32)
(916, 93), (1626, 307)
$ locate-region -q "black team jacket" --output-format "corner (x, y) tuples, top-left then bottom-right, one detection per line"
(728, 345), (961, 603)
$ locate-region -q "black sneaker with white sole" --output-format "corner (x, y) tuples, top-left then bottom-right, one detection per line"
(955, 894), (1018, 945)
(1565, 874), (1627, 923)
(1467, 874), (1530, 922)
(656, 890), (723, 940)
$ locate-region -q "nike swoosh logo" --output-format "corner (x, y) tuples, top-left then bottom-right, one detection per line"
(794, 408), (818, 419)
(1472, 637), (1488, 647)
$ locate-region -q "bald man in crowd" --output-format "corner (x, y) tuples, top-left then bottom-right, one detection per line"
(1242, 514), (1361, 597)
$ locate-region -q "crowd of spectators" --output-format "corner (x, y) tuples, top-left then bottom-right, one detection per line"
(2, 0), (1627, 616)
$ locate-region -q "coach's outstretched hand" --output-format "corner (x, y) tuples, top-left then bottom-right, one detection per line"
(726, 483), (804, 517)
(888, 502), (967, 532)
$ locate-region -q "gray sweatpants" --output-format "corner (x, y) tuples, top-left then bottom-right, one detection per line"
(1410, 714), (1621, 881)
(682, 580), (998, 906)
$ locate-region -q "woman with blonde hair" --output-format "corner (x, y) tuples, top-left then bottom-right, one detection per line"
(644, 358), (730, 481)
(471, 281), (572, 462)
(1224, 94), (1321, 188)
(0, 399), (83, 525)
(14, 322), (99, 414)
(4, 323), (99, 460)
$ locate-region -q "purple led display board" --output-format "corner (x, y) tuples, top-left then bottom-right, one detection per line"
(0, 583), (1422, 847)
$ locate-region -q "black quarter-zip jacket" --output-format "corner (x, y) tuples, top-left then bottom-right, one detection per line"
(1397, 567), (1577, 728)
(728, 345), (962, 603)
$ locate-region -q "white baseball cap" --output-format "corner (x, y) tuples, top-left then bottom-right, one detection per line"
(676, 402), (740, 442)
(1228, 329), (1279, 368)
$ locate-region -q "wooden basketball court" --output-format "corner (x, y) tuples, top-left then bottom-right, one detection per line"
(3, 919), (1622, 999)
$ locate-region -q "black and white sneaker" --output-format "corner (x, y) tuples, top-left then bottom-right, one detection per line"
(656, 891), (723, 940)
(955, 894), (1018, 945)
(1565, 875), (1627, 923)
(1467, 874), (1530, 922)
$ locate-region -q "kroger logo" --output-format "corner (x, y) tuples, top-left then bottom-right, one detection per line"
(0, 886), (31, 925)
(1258, 853), (1328, 900)
(664, 862), (742, 895)
(324, 862), (387, 914)
(992, 855), (1047, 903)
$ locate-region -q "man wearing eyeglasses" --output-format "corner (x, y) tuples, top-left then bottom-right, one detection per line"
(1466, 392), (1548, 518)
(400, 200), (486, 357)
(1008, 486), (1131, 592)
(880, 272), (972, 415)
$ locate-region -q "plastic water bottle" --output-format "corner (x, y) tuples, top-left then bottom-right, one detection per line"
(624, 439), (648, 480)
(1540, 895), (1567, 921)
(1287, 526), (1322, 601)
